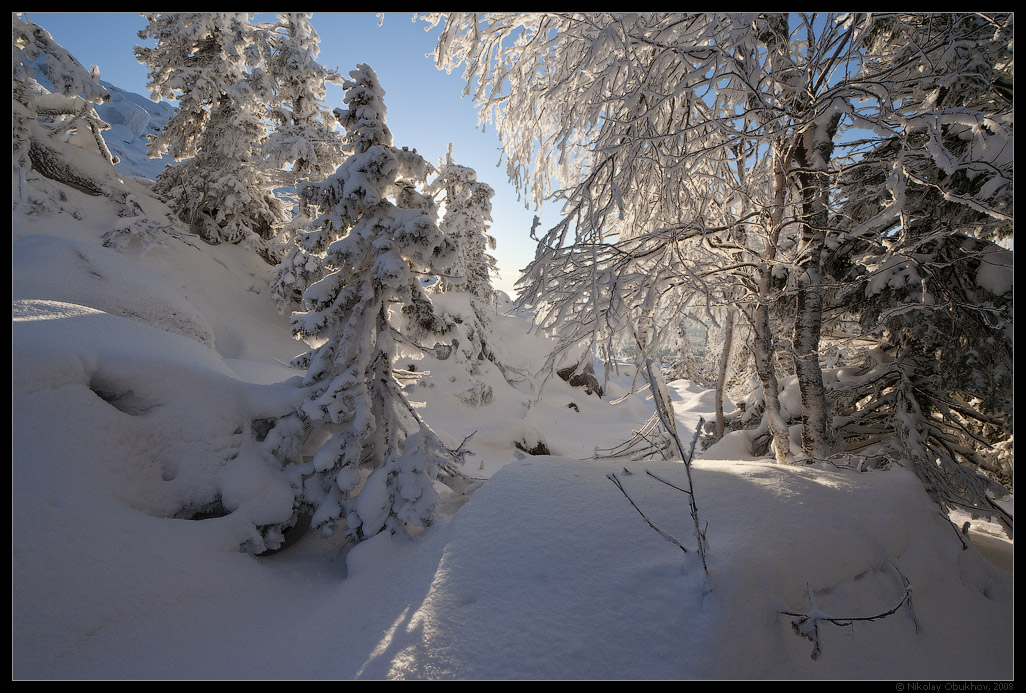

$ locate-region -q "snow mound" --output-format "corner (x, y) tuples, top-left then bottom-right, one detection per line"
(369, 457), (1012, 680)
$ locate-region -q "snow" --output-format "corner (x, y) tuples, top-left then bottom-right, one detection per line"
(12, 72), (1013, 683)
(975, 245), (1014, 296)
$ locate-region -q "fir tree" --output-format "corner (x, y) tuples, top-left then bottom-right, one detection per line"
(261, 13), (347, 190)
(262, 13), (349, 277)
(288, 64), (456, 540)
(824, 13), (1014, 522)
(427, 145), (498, 301)
(136, 12), (288, 249)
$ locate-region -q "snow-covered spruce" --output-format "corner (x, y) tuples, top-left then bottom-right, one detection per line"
(285, 64), (456, 540)
(136, 12), (289, 250)
(261, 13), (349, 273)
(426, 145), (499, 301)
(260, 13), (347, 193)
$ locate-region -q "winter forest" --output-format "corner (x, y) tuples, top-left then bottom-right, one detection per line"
(12, 12), (1013, 680)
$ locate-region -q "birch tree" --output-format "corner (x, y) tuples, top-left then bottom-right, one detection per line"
(423, 13), (1013, 480)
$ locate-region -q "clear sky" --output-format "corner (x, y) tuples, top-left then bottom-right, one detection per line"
(28, 12), (544, 298)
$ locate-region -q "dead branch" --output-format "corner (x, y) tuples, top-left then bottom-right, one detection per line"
(780, 560), (919, 660)
(607, 472), (688, 554)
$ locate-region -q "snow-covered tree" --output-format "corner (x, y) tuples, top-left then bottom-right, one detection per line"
(261, 13), (347, 190)
(422, 12), (804, 459)
(261, 13), (352, 304)
(424, 12), (1013, 472)
(261, 12), (349, 277)
(426, 145), (499, 300)
(13, 14), (118, 202)
(13, 13), (176, 246)
(136, 12), (288, 249)
(285, 64), (456, 540)
(822, 13), (1014, 522)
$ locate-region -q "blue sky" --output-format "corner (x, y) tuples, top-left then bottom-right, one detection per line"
(29, 12), (543, 297)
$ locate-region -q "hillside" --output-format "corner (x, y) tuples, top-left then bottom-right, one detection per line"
(13, 141), (1014, 681)
(12, 14), (1013, 679)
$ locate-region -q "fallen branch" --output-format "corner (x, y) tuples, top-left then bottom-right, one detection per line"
(780, 560), (919, 659)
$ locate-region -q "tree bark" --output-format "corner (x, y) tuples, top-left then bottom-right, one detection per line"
(715, 306), (734, 441)
(28, 138), (104, 196)
(791, 113), (841, 460)
(752, 142), (796, 465)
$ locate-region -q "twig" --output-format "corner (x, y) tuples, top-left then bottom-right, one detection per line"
(645, 469), (694, 497)
(445, 431), (478, 466)
(607, 472), (688, 554)
(780, 560), (918, 659)
(647, 358), (709, 574)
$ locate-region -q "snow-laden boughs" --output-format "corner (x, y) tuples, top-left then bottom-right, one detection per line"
(424, 13), (1014, 497)
(13, 14), (114, 173)
(12, 14), (178, 243)
(426, 145), (499, 301)
(285, 64), (457, 540)
(136, 12), (288, 249)
(818, 14), (1014, 524)
(260, 13), (347, 189)
(261, 13), (349, 276)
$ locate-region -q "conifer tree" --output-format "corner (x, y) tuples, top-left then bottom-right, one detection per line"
(288, 64), (456, 539)
(261, 13), (349, 274)
(261, 13), (347, 191)
(427, 145), (498, 301)
(136, 12), (288, 249)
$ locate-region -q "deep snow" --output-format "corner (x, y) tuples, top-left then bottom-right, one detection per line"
(12, 76), (1013, 681)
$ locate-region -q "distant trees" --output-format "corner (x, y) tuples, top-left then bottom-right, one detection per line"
(423, 12), (1013, 518)
(427, 144), (499, 300)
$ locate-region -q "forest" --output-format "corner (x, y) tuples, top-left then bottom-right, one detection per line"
(12, 12), (1013, 680)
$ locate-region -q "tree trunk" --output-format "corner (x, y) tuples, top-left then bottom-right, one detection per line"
(791, 113), (841, 460)
(715, 306), (734, 441)
(752, 143), (796, 464)
(28, 138), (104, 196)
(753, 298), (795, 464)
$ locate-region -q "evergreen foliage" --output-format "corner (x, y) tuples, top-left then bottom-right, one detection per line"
(136, 12), (288, 249)
(286, 64), (457, 539)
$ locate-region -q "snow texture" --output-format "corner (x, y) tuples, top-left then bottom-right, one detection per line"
(13, 177), (1012, 678)
(11, 18), (1013, 681)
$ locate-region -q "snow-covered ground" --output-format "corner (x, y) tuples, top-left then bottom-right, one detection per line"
(12, 80), (1013, 680)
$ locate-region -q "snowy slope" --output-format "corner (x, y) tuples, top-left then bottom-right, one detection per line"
(12, 84), (1013, 679)
(94, 80), (176, 182)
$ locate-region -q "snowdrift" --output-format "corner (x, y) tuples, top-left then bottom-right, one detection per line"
(12, 80), (1013, 679)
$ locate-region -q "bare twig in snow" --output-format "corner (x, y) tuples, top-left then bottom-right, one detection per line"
(607, 472), (688, 554)
(780, 560), (918, 659)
